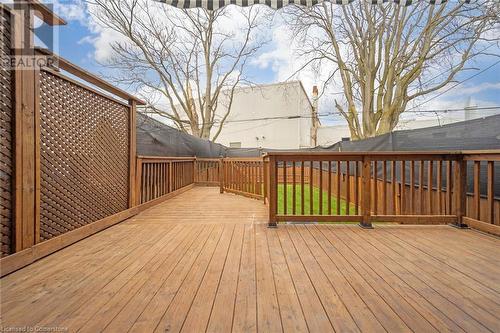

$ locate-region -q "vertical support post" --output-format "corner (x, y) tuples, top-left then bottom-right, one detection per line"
(13, 4), (39, 251)
(219, 158), (224, 194)
(128, 100), (137, 207)
(360, 157), (373, 229)
(135, 157), (142, 205)
(193, 157), (197, 184)
(453, 158), (468, 228)
(268, 155), (277, 227)
(34, 67), (40, 245)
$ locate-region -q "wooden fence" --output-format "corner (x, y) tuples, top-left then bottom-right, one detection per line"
(266, 152), (499, 233)
(0, 3), (144, 260)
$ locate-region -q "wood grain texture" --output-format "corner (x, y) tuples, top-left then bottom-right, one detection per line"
(0, 7), (14, 257)
(1, 187), (499, 333)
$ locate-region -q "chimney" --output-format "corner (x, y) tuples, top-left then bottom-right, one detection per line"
(311, 86), (320, 147)
(312, 86), (319, 98)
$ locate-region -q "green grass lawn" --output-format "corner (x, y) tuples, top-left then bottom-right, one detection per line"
(277, 184), (357, 217)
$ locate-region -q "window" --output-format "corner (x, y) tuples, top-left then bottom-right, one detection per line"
(229, 142), (242, 148)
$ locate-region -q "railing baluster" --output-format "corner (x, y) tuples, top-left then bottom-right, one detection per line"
(253, 161), (256, 194)
(301, 161), (305, 215)
(160, 163), (164, 196)
(473, 161), (480, 220)
(419, 161), (425, 214)
(328, 161), (332, 216)
(382, 161), (387, 215)
(355, 161), (360, 215)
(292, 161), (296, 215)
(446, 161), (452, 215)
(487, 161), (495, 224)
(361, 158), (372, 228)
(309, 161), (313, 215)
(319, 161), (323, 215)
(147, 163), (151, 200)
(373, 161), (378, 215)
(391, 160), (397, 214)
(410, 161), (415, 214)
(336, 161), (341, 215)
(455, 159), (467, 227)
(437, 160), (442, 214)
(160, 162), (165, 195)
(401, 161), (406, 215)
(269, 156), (277, 227)
(428, 160), (433, 215)
(239, 162), (242, 191)
(346, 161), (351, 215)
(168, 161), (172, 193)
(283, 161), (287, 215)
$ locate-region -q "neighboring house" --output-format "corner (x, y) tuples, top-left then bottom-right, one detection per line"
(213, 81), (314, 149)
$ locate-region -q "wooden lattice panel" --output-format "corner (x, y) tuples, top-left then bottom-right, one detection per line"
(39, 70), (130, 240)
(0, 7), (13, 257)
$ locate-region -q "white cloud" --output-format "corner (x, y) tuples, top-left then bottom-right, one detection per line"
(53, 0), (86, 24)
(442, 82), (500, 96)
(250, 14), (346, 114)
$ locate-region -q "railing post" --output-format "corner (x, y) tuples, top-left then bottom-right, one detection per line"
(193, 158), (197, 184)
(453, 157), (468, 228)
(135, 157), (143, 205)
(360, 156), (373, 229)
(128, 100), (137, 207)
(268, 155), (277, 228)
(263, 157), (269, 204)
(219, 158), (224, 194)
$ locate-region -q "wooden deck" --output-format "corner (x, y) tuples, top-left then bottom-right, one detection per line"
(1, 187), (499, 333)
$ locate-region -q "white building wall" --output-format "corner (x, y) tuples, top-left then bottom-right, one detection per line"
(214, 81), (313, 149)
(317, 125), (352, 147)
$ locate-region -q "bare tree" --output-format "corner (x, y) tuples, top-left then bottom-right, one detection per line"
(87, 0), (269, 140)
(285, 1), (499, 140)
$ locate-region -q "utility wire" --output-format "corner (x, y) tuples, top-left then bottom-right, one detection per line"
(408, 59), (500, 111)
(214, 105), (500, 124)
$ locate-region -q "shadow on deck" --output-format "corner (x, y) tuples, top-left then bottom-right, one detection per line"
(1, 187), (499, 332)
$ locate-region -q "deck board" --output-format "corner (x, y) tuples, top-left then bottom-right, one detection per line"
(1, 187), (500, 332)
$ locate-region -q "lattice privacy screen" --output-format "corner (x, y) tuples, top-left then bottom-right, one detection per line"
(39, 70), (130, 240)
(0, 7), (13, 257)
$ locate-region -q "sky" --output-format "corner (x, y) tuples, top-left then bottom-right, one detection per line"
(41, 0), (500, 127)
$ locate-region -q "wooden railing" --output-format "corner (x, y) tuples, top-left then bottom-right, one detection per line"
(194, 158), (221, 186)
(463, 152), (500, 234)
(136, 156), (267, 204)
(266, 151), (499, 233)
(136, 157), (195, 204)
(133, 153), (499, 236)
(221, 158), (267, 200)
